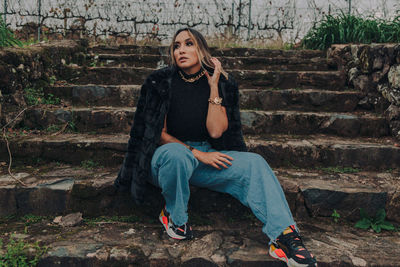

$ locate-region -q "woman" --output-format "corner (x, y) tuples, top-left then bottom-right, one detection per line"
(115, 28), (317, 267)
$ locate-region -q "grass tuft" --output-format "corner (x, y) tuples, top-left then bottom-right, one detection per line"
(302, 12), (400, 50)
(0, 17), (22, 47)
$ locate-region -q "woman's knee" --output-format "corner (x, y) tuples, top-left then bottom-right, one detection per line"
(152, 143), (198, 168)
(243, 152), (266, 165)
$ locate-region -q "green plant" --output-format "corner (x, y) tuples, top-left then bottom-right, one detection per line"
(21, 214), (45, 226)
(331, 209), (340, 223)
(80, 160), (100, 170)
(65, 110), (78, 132)
(302, 12), (400, 50)
(41, 93), (60, 105)
(0, 238), (47, 267)
(49, 75), (57, 86)
(45, 125), (61, 133)
(0, 17), (22, 47)
(24, 87), (43, 106)
(318, 166), (359, 174)
(354, 208), (395, 233)
(24, 87), (60, 106)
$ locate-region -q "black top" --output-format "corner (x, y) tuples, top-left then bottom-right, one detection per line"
(166, 68), (227, 142)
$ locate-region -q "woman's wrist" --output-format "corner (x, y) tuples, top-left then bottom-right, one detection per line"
(191, 148), (201, 159)
(210, 85), (219, 92)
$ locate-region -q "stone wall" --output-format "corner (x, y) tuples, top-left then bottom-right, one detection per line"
(328, 44), (400, 140)
(0, 39), (87, 128)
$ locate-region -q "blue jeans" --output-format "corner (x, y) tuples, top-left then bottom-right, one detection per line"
(149, 141), (296, 241)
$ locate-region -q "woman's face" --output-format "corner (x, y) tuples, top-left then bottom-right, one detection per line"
(173, 31), (201, 74)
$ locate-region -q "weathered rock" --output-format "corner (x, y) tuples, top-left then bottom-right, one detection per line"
(373, 56), (384, 70)
(385, 104), (400, 139)
(329, 44), (400, 141)
(385, 104), (400, 121)
(227, 237), (271, 264)
(353, 75), (373, 92)
(181, 232), (223, 262)
(387, 189), (400, 222)
(348, 67), (359, 84)
(54, 212), (83, 227)
(388, 64), (400, 89)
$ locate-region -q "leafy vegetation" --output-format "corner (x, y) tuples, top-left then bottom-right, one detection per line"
(49, 75), (57, 86)
(0, 238), (47, 267)
(302, 13), (400, 50)
(45, 125), (61, 133)
(24, 87), (61, 106)
(20, 214), (46, 226)
(317, 166), (359, 174)
(80, 160), (100, 170)
(331, 209), (340, 223)
(355, 208), (396, 233)
(0, 17), (22, 47)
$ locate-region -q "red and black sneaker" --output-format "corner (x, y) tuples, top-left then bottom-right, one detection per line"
(159, 207), (194, 240)
(269, 225), (317, 267)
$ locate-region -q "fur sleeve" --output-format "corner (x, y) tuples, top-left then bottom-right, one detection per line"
(225, 74), (248, 152)
(114, 79), (149, 192)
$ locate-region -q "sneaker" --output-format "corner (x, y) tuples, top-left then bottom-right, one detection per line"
(269, 225), (317, 267)
(159, 207), (194, 240)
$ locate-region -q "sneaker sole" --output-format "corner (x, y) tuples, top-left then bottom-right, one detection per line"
(159, 214), (189, 240)
(269, 245), (315, 267)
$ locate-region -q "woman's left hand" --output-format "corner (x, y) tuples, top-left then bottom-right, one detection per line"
(205, 57), (221, 89)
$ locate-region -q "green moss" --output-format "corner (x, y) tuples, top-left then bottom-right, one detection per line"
(80, 160), (100, 170)
(317, 166), (360, 174)
(23, 86), (60, 106)
(83, 215), (141, 226)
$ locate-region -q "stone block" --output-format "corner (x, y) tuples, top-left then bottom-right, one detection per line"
(0, 187), (17, 216)
(353, 75), (373, 92)
(303, 189), (387, 221)
(15, 178), (74, 215)
(388, 64), (400, 89)
(387, 190), (400, 222)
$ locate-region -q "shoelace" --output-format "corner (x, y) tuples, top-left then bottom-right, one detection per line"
(172, 220), (187, 234)
(278, 232), (305, 251)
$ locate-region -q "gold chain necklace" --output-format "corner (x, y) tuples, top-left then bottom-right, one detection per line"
(179, 70), (206, 83)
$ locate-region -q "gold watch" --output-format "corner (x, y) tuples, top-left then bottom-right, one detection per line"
(208, 97), (223, 105)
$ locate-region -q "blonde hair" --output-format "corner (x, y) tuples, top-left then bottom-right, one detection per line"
(169, 28), (228, 80)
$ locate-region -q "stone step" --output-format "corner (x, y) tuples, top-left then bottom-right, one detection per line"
(1, 133), (399, 170)
(62, 66), (345, 90)
(89, 44), (326, 58)
(89, 53), (334, 71)
(240, 89), (364, 112)
(20, 107), (389, 137)
(0, 164), (398, 223)
(1, 212), (398, 266)
(47, 85), (364, 112)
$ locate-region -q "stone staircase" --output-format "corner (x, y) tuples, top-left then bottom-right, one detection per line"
(1, 44), (400, 266)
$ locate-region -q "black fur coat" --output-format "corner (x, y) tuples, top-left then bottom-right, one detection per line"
(114, 65), (247, 204)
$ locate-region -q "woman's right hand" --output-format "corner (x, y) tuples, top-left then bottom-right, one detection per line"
(192, 150), (233, 170)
